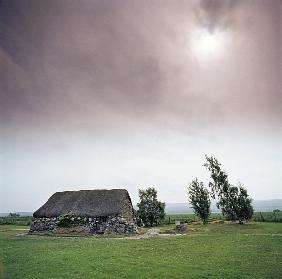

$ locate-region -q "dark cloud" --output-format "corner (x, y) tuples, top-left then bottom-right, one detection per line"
(1, 0), (281, 136)
(196, 0), (240, 32)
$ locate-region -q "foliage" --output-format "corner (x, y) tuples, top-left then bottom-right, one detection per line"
(1, 223), (282, 278)
(236, 185), (254, 223)
(8, 213), (20, 217)
(57, 214), (86, 228)
(137, 187), (165, 227)
(163, 213), (223, 224)
(203, 156), (229, 200)
(0, 216), (32, 226)
(252, 211), (282, 223)
(272, 209), (281, 223)
(163, 212), (282, 224)
(187, 178), (211, 224)
(204, 155), (254, 223)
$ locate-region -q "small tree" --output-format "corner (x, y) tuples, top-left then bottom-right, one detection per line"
(236, 185), (253, 224)
(137, 187), (165, 227)
(188, 178), (211, 224)
(203, 155), (229, 201)
(219, 186), (240, 221)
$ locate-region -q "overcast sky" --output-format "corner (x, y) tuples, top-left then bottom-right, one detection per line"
(0, 0), (281, 212)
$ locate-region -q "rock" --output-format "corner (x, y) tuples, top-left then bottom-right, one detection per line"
(176, 223), (188, 233)
(118, 217), (126, 224)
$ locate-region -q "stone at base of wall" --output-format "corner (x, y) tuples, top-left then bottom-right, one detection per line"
(29, 215), (138, 235)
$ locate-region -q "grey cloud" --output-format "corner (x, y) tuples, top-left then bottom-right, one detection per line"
(0, 0), (281, 135)
(196, 0), (240, 32)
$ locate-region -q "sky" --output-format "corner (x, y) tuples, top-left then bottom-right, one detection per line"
(0, 0), (281, 212)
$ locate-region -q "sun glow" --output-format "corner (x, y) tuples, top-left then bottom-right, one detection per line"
(190, 28), (229, 61)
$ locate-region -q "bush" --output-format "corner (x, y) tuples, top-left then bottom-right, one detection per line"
(57, 214), (86, 228)
(0, 216), (32, 226)
(253, 211), (282, 223)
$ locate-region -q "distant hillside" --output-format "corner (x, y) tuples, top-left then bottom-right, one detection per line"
(164, 199), (282, 214)
(0, 212), (33, 217)
(252, 199), (282, 212)
(165, 203), (220, 214)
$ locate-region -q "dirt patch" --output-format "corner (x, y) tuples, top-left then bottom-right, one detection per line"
(116, 228), (185, 240)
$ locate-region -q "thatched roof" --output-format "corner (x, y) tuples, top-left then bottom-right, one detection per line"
(33, 189), (134, 218)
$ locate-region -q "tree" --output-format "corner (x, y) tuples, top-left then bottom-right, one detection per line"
(203, 155), (229, 201)
(236, 185), (254, 224)
(204, 155), (253, 223)
(188, 178), (211, 224)
(137, 187), (165, 227)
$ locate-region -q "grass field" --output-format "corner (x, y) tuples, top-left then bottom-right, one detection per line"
(0, 222), (281, 279)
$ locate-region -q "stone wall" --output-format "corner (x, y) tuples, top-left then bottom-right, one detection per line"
(121, 196), (135, 222)
(29, 215), (138, 235)
(29, 217), (57, 232)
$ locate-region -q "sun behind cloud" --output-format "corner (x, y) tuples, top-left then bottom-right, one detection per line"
(190, 27), (230, 61)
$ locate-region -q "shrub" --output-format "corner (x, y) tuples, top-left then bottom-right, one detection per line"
(57, 214), (86, 227)
(0, 216), (32, 226)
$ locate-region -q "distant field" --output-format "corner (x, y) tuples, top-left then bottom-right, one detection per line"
(0, 216), (32, 226)
(252, 211), (282, 222)
(164, 213), (222, 224)
(0, 222), (282, 278)
(165, 211), (282, 224)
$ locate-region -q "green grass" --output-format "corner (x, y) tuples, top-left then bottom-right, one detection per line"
(0, 223), (281, 279)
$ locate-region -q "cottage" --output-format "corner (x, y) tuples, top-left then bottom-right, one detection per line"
(29, 189), (137, 235)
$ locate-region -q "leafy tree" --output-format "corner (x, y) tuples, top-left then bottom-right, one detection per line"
(236, 185), (254, 224)
(219, 185), (240, 221)
(137, 187), (165, 227)
(204, 155), (253, 223)
(203, 156), (229, 200)
(188, 178), (211, 224)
